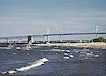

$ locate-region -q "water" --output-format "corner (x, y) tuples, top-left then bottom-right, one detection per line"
(0, 47), (106, 76)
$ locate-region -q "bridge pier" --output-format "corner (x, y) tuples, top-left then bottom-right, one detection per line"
(28, 36), (31, 43)
(59, 35), (62, 42)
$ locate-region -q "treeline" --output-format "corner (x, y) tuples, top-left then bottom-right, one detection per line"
(91, 37), (106, 43)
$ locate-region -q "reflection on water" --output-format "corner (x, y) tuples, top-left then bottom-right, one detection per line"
(0, 47), (105, 76)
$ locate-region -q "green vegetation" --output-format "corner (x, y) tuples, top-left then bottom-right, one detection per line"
(91, 37), (106, 43)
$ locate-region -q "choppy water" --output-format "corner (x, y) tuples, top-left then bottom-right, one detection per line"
(0, 47), (106, 76)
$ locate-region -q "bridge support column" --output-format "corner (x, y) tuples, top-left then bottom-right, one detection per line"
(6, 37), (8, 43)
(28, 36), (31, 43)
(59, 35), (62, 42)
(47, 36), (50, 42)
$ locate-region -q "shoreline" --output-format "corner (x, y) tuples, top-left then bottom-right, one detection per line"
(36, 42), (106, 49)
(0, 42), (106, 49)
(69, 42), (106, 49)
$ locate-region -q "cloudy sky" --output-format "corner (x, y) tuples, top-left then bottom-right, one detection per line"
(0, 0), (106, 40)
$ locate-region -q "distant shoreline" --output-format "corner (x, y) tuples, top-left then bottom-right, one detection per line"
(36, 42), (106, 49)
(69, 42), (106, 49)
(0, 42), (106, 49)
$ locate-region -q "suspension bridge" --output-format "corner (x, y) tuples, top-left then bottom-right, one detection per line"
(0, 25), (106, 43)
(0, 32), (106, 43)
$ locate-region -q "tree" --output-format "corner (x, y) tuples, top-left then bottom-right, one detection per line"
(91, 37), (106, 43)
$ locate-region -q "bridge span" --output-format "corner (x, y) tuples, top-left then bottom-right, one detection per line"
(0, 32), (106, 39)
(0, 32), (106, 42)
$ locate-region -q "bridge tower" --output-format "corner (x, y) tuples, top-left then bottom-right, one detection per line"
(47, 28), (50, 42)
(95, 25), (98, 39)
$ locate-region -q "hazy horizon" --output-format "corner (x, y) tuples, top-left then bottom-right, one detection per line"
(0, 0), (106, 40)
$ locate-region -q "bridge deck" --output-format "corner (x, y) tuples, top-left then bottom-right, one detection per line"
(0, 32), (106, 39)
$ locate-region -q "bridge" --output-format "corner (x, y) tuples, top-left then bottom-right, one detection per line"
(0, 32), (106, 39)
(0, 32), (106, 43)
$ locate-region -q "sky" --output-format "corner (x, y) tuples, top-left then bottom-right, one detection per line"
(0, 0), (106, 40)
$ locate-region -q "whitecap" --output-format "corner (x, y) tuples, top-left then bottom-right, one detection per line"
(94, 55), (99, 57)
(1, 58), (49, 74)
(63, 57), (70, 59)
(13, 53), (17, 55)
(69, 55), (74, 58)
(64, 53), (68, 56)
(65, 50), (70, 53)
(60, 50), (65, 52)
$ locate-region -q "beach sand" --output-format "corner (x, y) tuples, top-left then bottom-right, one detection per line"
(37, 42), (106, 49)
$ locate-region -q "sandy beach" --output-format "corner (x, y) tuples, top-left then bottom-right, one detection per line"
(36, 42), (106, 49)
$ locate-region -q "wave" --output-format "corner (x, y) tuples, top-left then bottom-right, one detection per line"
(1, 58), (49, 74)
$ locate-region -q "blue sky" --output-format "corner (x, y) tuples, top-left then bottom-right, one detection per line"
(0, 0), (106, 40)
